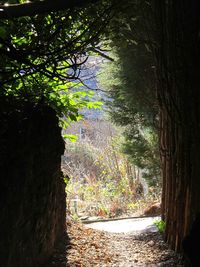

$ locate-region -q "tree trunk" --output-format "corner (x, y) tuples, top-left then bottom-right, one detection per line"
(154, 0), (200, 251)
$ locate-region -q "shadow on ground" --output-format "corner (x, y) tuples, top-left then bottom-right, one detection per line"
(42, 232), (71, 267)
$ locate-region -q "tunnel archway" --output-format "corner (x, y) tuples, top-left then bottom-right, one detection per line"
(0, 0), (200, 266)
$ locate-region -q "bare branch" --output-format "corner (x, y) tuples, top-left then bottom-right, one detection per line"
(77, 76), (113, 93)
(89, 47), (114, 61)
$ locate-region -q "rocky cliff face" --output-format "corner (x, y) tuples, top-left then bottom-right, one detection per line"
(0, 101), (66, 267)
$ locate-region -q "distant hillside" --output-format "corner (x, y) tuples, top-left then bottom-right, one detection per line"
(77, 56), (109, 120)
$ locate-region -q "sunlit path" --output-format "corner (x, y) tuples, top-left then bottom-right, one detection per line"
(84, 216), (160, 234)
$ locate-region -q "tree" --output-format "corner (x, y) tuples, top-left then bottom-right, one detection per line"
(0, 0), (113, 85)
(98, 0), (161, 190)
(2, 0), (200, 256)
(0, 0), (99, 19)
(154, 0), (200, 251)
(0, 2), (110, 266)
(100, 1), (200, 254)
(0, 0), (112, 123)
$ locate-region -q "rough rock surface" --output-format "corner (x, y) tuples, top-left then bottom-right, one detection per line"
(0, 101), (66, 267)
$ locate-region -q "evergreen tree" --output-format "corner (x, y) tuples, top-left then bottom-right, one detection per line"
(98, 0), (160, 188)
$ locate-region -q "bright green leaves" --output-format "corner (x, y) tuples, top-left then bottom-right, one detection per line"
(0, 0), (107, 146)
(3, 68), (102, 135)
(60, 91), (103, 142)
(86, 101), (102, 109)
(154, 219), (166, 234)
(0, 0), (113, 85)
(58, 88), (103, 132)
(63, 134), (78, 143)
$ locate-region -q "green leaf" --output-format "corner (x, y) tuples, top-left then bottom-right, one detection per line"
(63, 134), (78, 143)
(68, 113), (78, 121)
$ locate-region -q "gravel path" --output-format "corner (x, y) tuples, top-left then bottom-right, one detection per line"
(46, 219), (185, 267)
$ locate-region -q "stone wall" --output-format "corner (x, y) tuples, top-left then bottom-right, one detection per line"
(0, 101), (66, 267)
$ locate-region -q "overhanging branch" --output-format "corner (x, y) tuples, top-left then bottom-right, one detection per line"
(89, 47), (114, 61)
(0, 0), (99, 19)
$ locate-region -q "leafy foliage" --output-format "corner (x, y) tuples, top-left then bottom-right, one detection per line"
(154, 219), (166, 234)
(0, 0), (109, 124)
(98, 0), (161, 187)
(0, 0), (112, 85)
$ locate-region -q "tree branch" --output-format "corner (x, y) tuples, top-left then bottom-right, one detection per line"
(89, 47), (114, 61)
(0, 0), (99, 19)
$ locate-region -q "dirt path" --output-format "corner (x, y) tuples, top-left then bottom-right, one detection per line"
(47, 220), (185, 267)
(84, 216), (160, 234)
